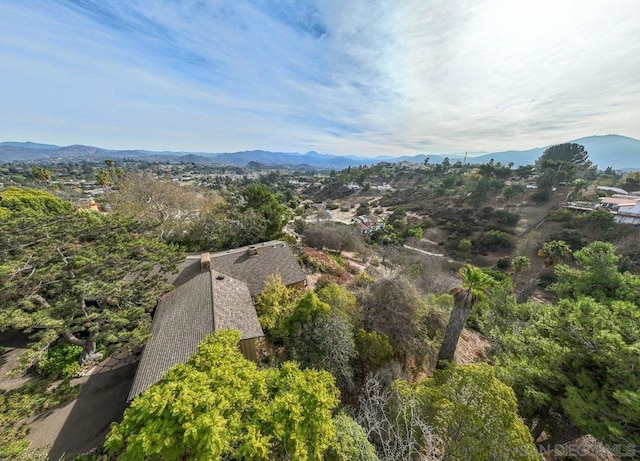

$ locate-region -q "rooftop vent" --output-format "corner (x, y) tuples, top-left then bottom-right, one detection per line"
(216, 274), (225, 280)
(248, 246), (259, 256)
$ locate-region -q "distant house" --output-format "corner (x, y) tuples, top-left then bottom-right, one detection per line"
(128, 241), (306, 401)
(615, 201), (640, 225)
(351, 215), (385, 234)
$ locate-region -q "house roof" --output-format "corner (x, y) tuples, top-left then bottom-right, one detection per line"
(209, 241), (306, 296)
(128, 241), (303, 401)
(128, 270), (214, 400)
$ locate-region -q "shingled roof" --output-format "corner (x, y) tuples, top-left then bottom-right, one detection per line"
(128, 241), (304, 401)
(210, 241), (306, 296)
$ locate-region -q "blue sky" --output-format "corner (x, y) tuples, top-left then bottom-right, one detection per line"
(1, 0), (639, 156)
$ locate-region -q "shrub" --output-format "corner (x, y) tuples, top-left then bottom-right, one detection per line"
(495, 257), (512, 270)
(37, 344), (83, 378)
(547, 209), (574, 222)
(478, 230), (514, 250)
(492, 209), (520, 226)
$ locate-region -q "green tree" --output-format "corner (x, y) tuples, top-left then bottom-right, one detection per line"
(436, 265), (493, 368)
(537, 240), (571, 267)
(0, 197), (181, 366)
(617, 171), (640, 192)
(254, 274), (299, 341)
(0, 187), (73, 217)
(105, 330), (340, 460)
(324, 414), (380, 461)
(31, 165), (51, 182)
(512, 256), (530, 276)
(495, 296), (640, 445)
(284, 292), (356, 390)
(553, 241), (639, 305)
(243, 183), (288, 240)
(400, 363), (539, 461)
(534, 143), (593, 200)
(183, 205), (270, 250)
(95, 169), (113, 186)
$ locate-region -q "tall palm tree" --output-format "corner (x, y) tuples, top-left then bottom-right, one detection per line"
(436, 265), (493, 369)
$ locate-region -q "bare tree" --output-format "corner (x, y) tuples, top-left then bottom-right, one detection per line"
(356, 375), (442, 461)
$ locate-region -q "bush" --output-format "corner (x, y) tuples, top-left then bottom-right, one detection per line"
(37, 343), (83, 378)
(478, 230), (514, 250)
(495, 257), (512, 270)
(546, 229), (585, 251)
(547, 209), (574, 222)
(492, 209), (520, 226)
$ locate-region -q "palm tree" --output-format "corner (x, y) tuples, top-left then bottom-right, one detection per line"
(538, 240), (571, 268)
(436, 265), (493, 369)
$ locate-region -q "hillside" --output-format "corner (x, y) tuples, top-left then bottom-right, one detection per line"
(1, 134), (639, 170)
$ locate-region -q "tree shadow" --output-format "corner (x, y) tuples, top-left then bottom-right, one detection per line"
(47, 362), (137, 460)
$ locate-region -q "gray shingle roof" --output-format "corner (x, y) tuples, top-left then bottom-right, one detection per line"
(128, 270), (213, 401)
(211, 270), (263, 339)
(210, 241), (306, 296)
(128, 241), (301, 401)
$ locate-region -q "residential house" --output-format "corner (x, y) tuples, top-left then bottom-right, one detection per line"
(351, 215), (385, 234)
(128, 241), (306, 401)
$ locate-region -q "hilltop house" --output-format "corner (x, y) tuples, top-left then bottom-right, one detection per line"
(128, 241), (306, 401)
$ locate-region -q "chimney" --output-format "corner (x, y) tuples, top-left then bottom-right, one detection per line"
(247, 246), (258, 256)
(200, 252), (211, 270)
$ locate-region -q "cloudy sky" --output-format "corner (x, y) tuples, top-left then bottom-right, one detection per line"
(1, 0), (639, 156)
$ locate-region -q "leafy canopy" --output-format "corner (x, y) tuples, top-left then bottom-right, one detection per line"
(396, 363), (539, 461)
(494, 242), (640, 445)
(105, 330), (340, 461)
(0, 190), (182, 366)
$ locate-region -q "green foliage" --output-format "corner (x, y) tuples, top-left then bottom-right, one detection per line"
(494, 296), (640, 446)
(359, 277), (440, 363)
(106, 330), (340, 460)
(492, 209), (520, 226)
(0, 202), (182, 368)
(353, 329), (394, 378)
(316, 282), (359, 324)
(31, 166), (51, 182)
(478, 230), (513, 250)
(254, 274), (299, 341)
(535, 143), (593, 199)
(243, 183), (288, 240)
(437, 265), (494, 367)
(0, 187), (73, 216)
(456, 238), (472, 255)
(583, 208), (615, 231)
(545, 229), (585, 251)
(356, 202), (370, 215)
(553, 241), (640, 304)
(491, 243), (640, 445)
(284, 293), (356, 388)
(512, 255), (531, 273)
(324, 413), (380, 461)
(618, 171), (640, 192)
(400, 363), (539, 461)
(547, 208), (574, 222)
(183, 205), (269, 250)
(37, 343), (83, 378)
(538, 240), (571, 266)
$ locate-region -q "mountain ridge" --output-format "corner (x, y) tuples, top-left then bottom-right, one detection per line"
(1, 135), (639, 170)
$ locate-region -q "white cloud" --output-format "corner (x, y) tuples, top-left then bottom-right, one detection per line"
(1, 0), (639, 155)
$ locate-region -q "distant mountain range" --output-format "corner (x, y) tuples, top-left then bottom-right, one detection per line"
(1, 134), (639, 170)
